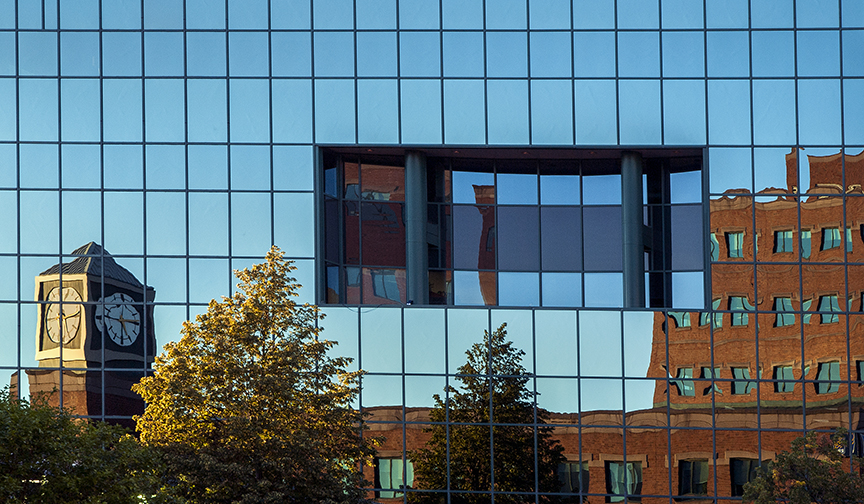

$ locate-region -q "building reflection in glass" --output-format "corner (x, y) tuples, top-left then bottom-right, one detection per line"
(358, 149), (864, 503)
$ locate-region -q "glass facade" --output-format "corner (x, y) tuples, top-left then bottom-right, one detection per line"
(2, 0), (864, 502)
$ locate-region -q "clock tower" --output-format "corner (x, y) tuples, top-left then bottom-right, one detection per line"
(21, 242), (156, 424)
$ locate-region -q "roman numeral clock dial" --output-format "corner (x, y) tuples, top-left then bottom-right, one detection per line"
(95, 293), (141, 347)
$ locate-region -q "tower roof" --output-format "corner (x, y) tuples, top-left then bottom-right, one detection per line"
(39, 242), (147, 288)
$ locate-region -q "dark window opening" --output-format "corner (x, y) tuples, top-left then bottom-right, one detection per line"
(321, 148), (704, 308)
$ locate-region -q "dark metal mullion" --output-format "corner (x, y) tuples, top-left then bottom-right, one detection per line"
(578, 161), (585, 307)
(395, 0), (402, 147)
(838, 0), (855, 457)
(267, 0), (275, 250)
(97, 0), (106, 422)
(224, 0), (233, 297)
(14, 0), (22, 396)
(353, 0), (358, 146)
(443, 308), (451, 503)
(656, 2), (665, 148)
(618, 309), (629, 503)
(791, 0), (808, 438)
(438, 1), (444, 145)
(140, 0), (151, 392)
(530, 308), (539, 504)
(525, 5), (533, 154)
(747, 0), (764, 480)
(618, 174), (631, 504)
(569, 0), (576, 146)
(337, 157), (346, 303)
(613, 0), (620, 147)
(181, 0), (190, 323)
(400, 307), (407, 504)
(701, 0), (720, 493)
(486, 306), (494, 503)
(135, 0), (150, 379)
(54, 0), (64, 410)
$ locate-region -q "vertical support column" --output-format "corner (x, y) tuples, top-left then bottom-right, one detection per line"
(405, 151), (428, 304)
(622, 151), (645, 308)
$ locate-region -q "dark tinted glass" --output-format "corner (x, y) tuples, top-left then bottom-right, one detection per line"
(361, 163), (404, 201)
(324, 198), (339, 262)
(361, 202), (405, 267)
(541, 206), (582, 271)
(497, 206), (539, 271)
(583, 206), (623, 271)
(671, 205), (704, 270)
(344, 161), (360, 199)
(453, 205), (495, 270)
(344, 201), (360, 264)
(326, 265), (340, 303)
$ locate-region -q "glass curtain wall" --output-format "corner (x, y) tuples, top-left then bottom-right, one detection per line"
(2, 0), (864, 502)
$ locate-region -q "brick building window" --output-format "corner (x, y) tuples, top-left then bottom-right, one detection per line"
(699, 299), (722, 328)
(774, 230), (793, 253)
(803, 298), (814, 324)
(802, 230), (812, 258)
(732, 367), (757, 394)
(730, 459), (761, 496)
(818, 295), (841, 324)
(673, 368), (695, 396)
(815, 362), (841, 394)
(371, 269), (401, 302)
(374, 458), (414, 498)
(773, 297), (795, 327)
(823, 227), (842, 250)
(729, 296), (754, 326)
(558, 461), (589, 497)
(678, 459), (709, 497)
(774, 365), (795, 392)
(700, 367), (723, 395)
(848, 228), (854, 252)
(606, 461), (642, 502)
(669, 311), (690, 328)
(726, 232), (743, 258)
(710, 233), (719, 261)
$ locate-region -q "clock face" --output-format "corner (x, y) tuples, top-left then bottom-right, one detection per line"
(45, 286), (83, 345)
(95, 293), (141, 347)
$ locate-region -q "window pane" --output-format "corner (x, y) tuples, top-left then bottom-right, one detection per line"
(583, 206), (622, 270)
(361, 202), (405, 267)
(541, 206), (582, 271)
(498, 206), (539, 271)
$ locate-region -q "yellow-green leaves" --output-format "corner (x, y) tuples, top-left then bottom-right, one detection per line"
(133, 247), (374, 504)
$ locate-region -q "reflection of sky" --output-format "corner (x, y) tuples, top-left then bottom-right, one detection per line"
(452, 171), (494, 204)
(3, 0), (863, 410)
(327, 305), (656, 414)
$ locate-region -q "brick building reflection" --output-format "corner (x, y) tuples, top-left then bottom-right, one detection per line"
(365, 149), (864, 503)
(339, 161), (408, 305)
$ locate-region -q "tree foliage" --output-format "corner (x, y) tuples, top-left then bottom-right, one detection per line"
(409, 324), (566, 504)
(0, 387), (160, 503)
(743, 429), (864, 504)
(133, 247), (375, 504)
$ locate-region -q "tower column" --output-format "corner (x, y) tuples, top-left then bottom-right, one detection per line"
(622, 151), (645, 308)
(405, 151), (428, 304)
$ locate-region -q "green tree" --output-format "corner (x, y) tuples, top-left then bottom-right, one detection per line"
(133, 247), (375, 504)
(743, 429), (864, 504)
(0, 387), (160, 503)
(409, 324), (566, 504)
